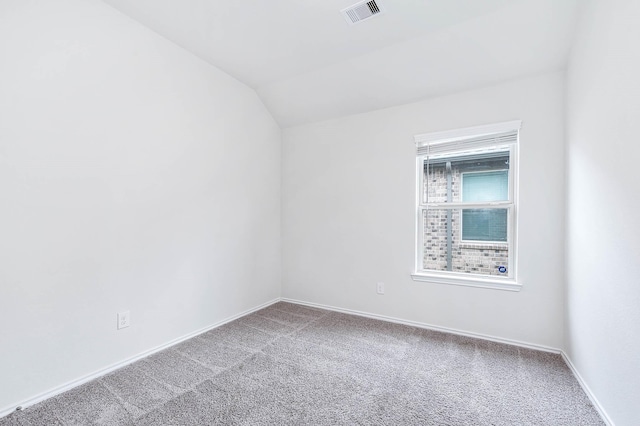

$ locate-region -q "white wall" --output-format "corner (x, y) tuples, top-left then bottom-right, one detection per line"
(566, 0), (640, 424)
(282, 72), (565, 349)
(0, 0), (281, 412)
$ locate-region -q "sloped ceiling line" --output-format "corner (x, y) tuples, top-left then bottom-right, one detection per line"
(101, 0), (579, 127)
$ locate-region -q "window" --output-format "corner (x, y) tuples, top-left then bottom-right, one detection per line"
(411, 121), (521, 291)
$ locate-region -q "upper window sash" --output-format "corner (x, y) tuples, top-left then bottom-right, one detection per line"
(416, 121), (520, 208)
(419, 147), (515, 207)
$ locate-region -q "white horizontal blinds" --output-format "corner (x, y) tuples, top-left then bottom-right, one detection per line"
(416, 130), (518, 156)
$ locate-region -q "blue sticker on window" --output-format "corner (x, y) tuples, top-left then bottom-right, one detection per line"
(498, 266), (507, 274)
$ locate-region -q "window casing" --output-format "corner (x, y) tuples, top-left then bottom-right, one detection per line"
(411, 121), (521, 291)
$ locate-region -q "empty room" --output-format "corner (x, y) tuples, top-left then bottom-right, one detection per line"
(0, 0), (638, 425)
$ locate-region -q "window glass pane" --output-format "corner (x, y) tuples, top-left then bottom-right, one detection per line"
(422, 208), (450, 272)
(462, 171), (508, 202)
(424, 148), (510, 204)
(422, 208), (510, 277)
(462, 208), (508, 242)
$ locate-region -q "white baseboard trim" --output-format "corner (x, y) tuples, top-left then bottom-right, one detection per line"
(281, 298), (561, 354)
(283, 298), (613, 425)
(0, 298), (280, 419)
(3, 297), (613, 426)
(560, 351), (614, 426)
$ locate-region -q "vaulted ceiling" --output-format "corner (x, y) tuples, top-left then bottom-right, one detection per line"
(102, 0), (580, 127)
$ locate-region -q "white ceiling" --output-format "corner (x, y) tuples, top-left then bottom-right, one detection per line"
(102, 0), (580, 127)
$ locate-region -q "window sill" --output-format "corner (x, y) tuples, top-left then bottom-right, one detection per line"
(411, 272), (521, 292)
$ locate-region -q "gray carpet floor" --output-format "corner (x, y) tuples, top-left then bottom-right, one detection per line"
(1, 302), (604, 425)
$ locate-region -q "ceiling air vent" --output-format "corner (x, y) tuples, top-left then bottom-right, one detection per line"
(341, 0), (384, 25)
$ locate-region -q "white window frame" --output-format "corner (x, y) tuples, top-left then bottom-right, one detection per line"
(460, 169), (509, 244)
(411, 121), (521, 291)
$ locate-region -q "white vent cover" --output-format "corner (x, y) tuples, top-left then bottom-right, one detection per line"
(341, 0), (384, 25)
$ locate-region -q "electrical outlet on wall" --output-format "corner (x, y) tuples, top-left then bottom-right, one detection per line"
(377, 282), (385, 294)
(117, 311), (130, 330)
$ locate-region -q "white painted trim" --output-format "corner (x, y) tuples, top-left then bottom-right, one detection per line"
(416, 135), (519, 285)
(281, 298), (557, 353)
(281, 298), (611, 425)
(2, 297), (611, 426)
(0, 298), (280, 419)
(421, 201), (512, 209)
(410, 272), (521, 291)
(415, 156), (425, 275)
(560, 352), (615, 426)
(414, 120), (522, 145)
